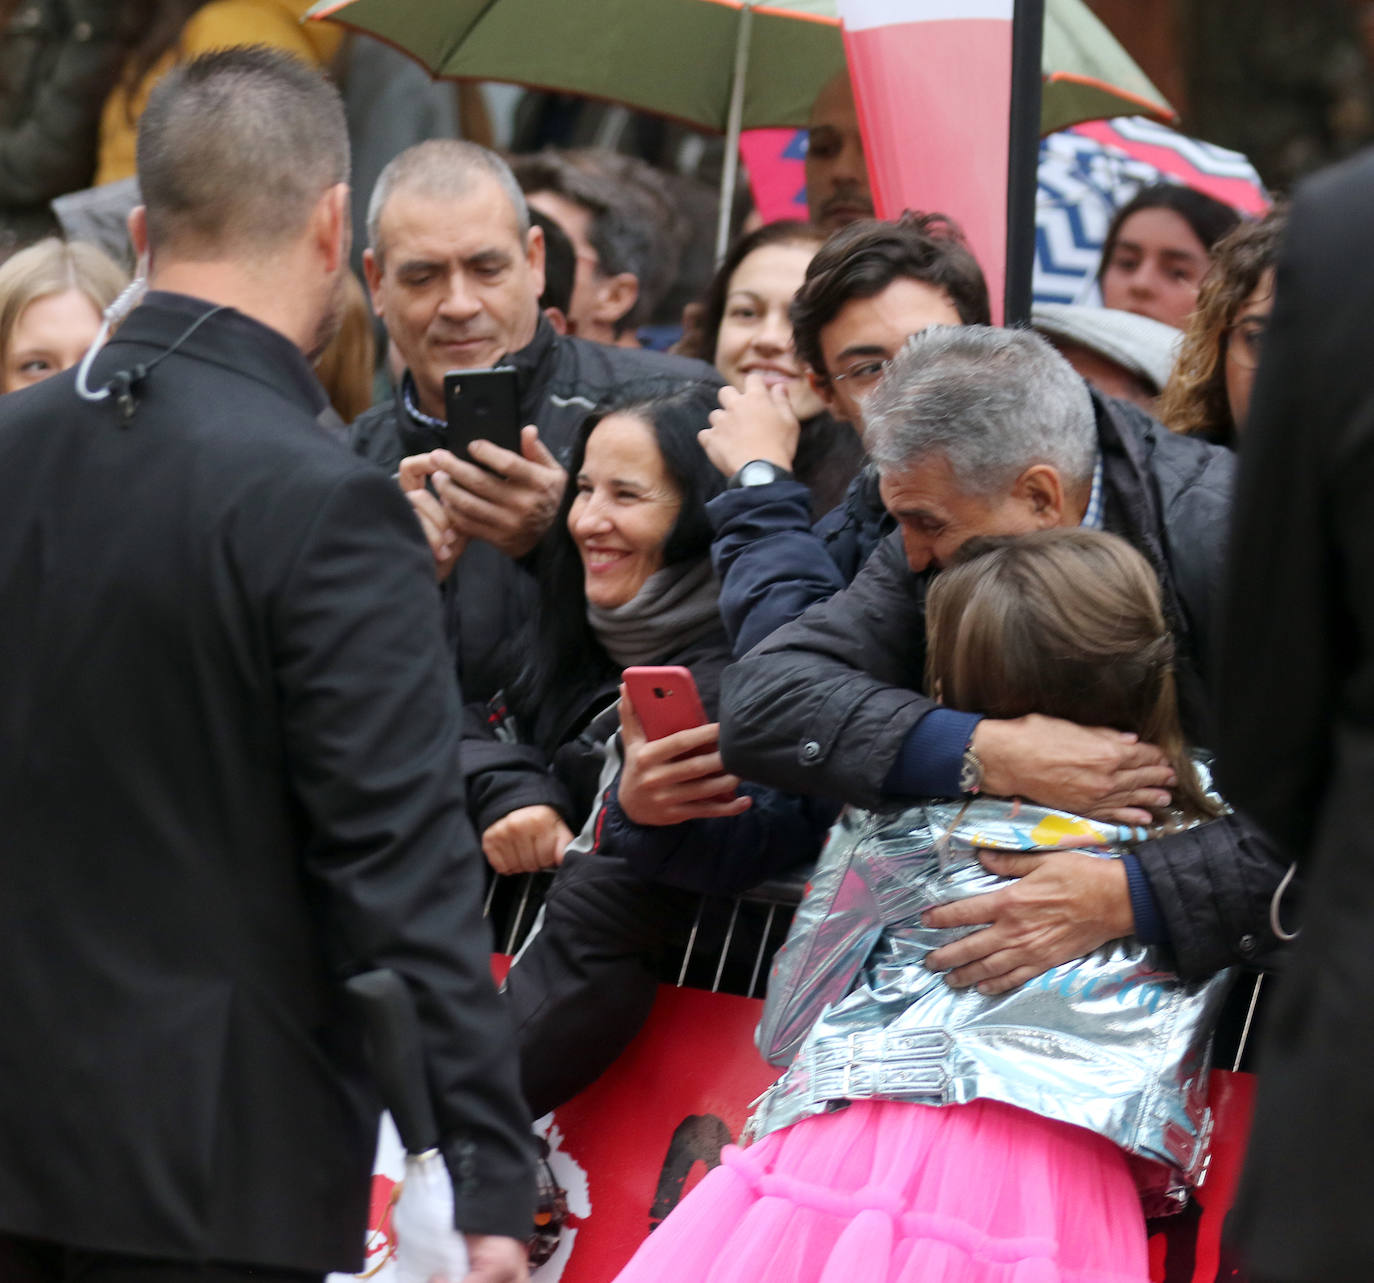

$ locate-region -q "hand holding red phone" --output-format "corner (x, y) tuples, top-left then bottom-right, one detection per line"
(617, 683), (752, 827)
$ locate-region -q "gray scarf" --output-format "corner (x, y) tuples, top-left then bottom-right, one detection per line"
(586, 557), (722, 669)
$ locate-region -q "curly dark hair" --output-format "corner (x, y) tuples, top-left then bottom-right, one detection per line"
(789, 211), (991, 380)
(1157, 204), (1288, 445)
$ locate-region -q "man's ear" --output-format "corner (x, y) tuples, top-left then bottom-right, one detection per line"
(361, 247), (384, 319)
(525, 222), (546, 303)
(808, 368), (841, 416)
(313, 182), (350, 275)
(1014, 463), (1069, 528)
(127, 205), (149, 263)
(542, 305), (569, 336)
(591, 271), (639, 329)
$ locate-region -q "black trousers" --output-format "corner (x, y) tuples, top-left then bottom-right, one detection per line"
(504, 850), (701, 1119)
(0, 1238), (321, 1283)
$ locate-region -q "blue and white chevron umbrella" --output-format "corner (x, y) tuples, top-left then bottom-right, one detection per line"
(1033, 117), (1269, 307)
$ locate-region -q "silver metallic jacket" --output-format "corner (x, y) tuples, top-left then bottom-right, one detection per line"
(749, 798), (1236, 1216)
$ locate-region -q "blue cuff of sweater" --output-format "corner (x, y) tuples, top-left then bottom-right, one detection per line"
(882, 709), (983, 799)
(1121, 852), (1169, 945)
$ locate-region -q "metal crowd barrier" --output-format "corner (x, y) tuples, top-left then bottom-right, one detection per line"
(483, 869), (807, 1000)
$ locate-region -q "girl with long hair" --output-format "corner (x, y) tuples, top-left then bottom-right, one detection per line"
(614, 527), (1231, 1283)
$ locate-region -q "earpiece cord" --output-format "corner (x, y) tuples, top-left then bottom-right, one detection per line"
(75, 278), (147, 403)
(75, 284), (227, 420)
(1269, 859), (1300, 942)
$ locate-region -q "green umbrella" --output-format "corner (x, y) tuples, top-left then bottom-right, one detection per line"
(308, 0), (1172, 256)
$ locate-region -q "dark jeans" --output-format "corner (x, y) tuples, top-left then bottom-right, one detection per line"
(0, 1238), (321, 1283)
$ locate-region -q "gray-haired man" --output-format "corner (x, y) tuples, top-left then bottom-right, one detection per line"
(722, 325), (1286, 991)
(351, 139), (717, 704)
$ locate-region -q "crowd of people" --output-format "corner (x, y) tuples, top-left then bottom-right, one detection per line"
(0, 8), (1362, 1283)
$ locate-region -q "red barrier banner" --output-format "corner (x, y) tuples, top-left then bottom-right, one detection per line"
(1146, 1069), (1257, 1283)
(336, 962), (777, 1283)
(339, 962), (1256, 1282)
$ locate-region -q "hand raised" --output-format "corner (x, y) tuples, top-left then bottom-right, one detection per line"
(431, 426), (567, 559)
(973, 714), (1175, 825)
(617, 685), (751, 826)
(698, 374), (802, 479)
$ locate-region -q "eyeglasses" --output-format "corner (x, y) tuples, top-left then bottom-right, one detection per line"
(1227, 319), (1267, 370)
(830, 358), (891, 390)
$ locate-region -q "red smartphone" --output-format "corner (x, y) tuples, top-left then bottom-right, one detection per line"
(622, 666), (709, 741)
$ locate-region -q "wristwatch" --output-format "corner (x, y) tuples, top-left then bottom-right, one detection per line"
(727, 459), (795, 489)
(959, 742), (984, 797)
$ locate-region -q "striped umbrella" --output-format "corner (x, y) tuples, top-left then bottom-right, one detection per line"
(1034, 118), (1269, 308)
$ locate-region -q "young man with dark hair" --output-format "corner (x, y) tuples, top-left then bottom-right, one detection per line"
(697, 212), (986, 655)
(510, 148), (663, 347)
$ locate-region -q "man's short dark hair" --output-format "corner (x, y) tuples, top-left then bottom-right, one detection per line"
(511, 149), (666, 334)
(529, 207), (574, 316)
(790, 212), (992, 378)
(137, 46), (349, 257)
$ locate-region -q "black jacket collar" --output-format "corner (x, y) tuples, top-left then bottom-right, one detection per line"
(1093, 389), (1210, 737)
(504, 312), (559, 419)
(392, 312), (561, 453)
(96, 291), (329, 417)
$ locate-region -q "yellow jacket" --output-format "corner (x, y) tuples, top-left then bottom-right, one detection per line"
(95, 0), (343, 186)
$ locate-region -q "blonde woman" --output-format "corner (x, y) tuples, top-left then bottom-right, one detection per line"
(0, 237), (126, 394)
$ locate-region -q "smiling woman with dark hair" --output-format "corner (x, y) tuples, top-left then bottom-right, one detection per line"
(677, 220), (865, 518)
(464, 381), (829, 1118)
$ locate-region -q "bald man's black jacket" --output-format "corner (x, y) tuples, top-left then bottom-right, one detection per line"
(0, 293), (534, 1270)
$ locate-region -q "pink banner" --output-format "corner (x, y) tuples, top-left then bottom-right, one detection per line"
(839, 0), (1014, 322)
(740, 128), (810, 225)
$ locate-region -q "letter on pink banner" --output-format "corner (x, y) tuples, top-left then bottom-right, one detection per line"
(739, 128), (810, 226)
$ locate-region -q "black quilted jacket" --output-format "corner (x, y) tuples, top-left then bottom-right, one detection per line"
(720, 392), (1287, 978)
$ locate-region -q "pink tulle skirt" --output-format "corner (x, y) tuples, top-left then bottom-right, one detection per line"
(612, 1098), (1150, 1283)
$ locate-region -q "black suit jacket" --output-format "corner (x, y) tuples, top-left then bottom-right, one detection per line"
(1217, 150), (1374, 1276)
(0, 294), (533, 1270)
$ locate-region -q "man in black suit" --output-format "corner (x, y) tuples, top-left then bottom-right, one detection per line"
(1217, 149), (1374, 1282)
(0, 48), (532, 1283)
